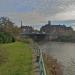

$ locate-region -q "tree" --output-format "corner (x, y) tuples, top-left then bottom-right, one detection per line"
(0, 17), (21, 38)
(0, 17), (14, 32)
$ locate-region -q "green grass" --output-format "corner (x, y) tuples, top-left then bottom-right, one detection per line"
(0, 42), (32, 75)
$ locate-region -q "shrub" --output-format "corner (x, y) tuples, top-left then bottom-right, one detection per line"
(0, 32), (15, 43)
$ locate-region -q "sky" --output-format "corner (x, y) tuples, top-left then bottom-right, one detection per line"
(0, 0), (75, 29)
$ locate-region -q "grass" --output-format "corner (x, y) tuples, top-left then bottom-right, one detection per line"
(0, 42), (32, 75)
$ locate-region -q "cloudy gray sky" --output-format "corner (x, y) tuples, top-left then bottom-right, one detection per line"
(0, 0), (75, 29)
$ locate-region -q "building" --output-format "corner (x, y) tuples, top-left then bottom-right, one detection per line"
(40, 21), (73, 34)
(40, 21), (73, 40)
(21, 26), (34, 33)
(20, 21), (34, 33)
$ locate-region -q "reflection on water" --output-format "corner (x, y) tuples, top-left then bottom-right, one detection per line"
(39, 42), (75, 75)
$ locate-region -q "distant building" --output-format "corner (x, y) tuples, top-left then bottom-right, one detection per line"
(40, 21), (73, 40)
(20, 21), (34, 33)
(21, 26), (34, 33)
(40, 21), (73, 34)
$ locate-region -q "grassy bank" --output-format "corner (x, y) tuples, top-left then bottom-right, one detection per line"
(0, 42), (32, 75)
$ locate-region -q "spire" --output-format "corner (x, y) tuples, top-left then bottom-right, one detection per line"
(21, 20), (23, 28)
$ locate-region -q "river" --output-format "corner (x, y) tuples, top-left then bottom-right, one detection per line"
(39, 42), (75, 75)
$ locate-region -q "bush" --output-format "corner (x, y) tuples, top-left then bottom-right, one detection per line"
(0, 32), (15, 43)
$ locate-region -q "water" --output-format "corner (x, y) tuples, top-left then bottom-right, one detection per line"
(39, 42), (75, 75)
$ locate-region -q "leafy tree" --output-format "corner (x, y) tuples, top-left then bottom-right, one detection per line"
(0, 17), (21, 37)
(0, 17), (14, 32)
(0, 17), (21, 43)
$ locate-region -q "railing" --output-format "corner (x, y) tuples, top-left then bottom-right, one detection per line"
(39, 51), (47, 75)
(36, 47), (47, 75)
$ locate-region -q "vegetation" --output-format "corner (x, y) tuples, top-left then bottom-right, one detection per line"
(0, 42), (32, 75)
(0, 17), (33, 75)
(0, 32), (15, 43)
(0, 17), (21, 43)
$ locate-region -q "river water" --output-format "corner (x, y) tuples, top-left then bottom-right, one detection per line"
(39, 42), (75, 75)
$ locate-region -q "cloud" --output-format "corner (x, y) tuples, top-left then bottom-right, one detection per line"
(0, 0), (75, 29)
(35, 0), (75, 17)
(0, 12), (46, 26)
(0, 0), (75, 15)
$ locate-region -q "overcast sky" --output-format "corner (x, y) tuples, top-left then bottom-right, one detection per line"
(0, 0), (75, 29)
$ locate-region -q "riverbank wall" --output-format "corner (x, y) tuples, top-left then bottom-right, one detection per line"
(32, 41), (63, 75)
(43, 53), (63, 75)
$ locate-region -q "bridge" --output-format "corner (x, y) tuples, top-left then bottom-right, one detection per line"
(20, 32), (49, 41)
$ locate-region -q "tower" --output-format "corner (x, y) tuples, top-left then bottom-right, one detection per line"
(48, 21), (51, 25)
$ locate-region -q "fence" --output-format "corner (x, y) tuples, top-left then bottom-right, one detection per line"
(36, 47), (47, 75)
